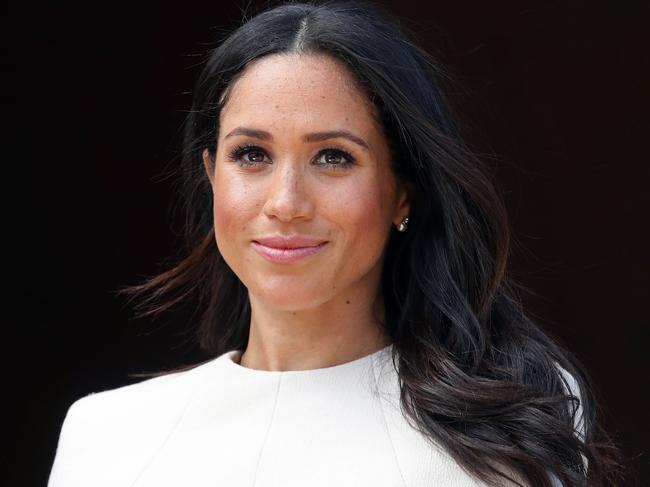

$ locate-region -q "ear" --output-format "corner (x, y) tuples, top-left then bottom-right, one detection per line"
(202, 149), (215, 187)
(393, 179), (414, 226)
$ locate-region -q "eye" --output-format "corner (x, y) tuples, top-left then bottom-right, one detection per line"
(315, 147), (356, 170)
(227, 144), (269, 167)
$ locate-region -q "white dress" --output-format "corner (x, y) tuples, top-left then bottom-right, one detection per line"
(48, 343), (581, 486)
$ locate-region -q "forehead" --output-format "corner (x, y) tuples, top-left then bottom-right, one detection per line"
(219, 53), (381, 136)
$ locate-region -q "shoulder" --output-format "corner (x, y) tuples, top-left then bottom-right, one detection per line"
(60, 366), (196, 430)
(47, 359), (221, 486)
(554, 362), (586, 441)
(555, 363), (580, 396)
(58, 352), (233, 422)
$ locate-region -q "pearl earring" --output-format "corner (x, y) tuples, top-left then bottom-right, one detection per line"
(397, 216), (409, 232)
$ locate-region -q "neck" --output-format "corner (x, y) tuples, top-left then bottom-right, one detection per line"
(239, 289), (391, 371)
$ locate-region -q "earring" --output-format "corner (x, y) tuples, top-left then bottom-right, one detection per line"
(397, 216), (409, 232)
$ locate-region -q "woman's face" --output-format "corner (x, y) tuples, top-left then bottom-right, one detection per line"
(204, 53), (410, 312)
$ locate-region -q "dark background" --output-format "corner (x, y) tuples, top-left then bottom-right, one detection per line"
(6, 1), (648, 485)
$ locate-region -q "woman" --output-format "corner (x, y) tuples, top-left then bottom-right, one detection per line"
(48, 1), (621, 486)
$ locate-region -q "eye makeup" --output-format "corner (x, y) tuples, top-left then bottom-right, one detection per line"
(226, 144), (356, 171)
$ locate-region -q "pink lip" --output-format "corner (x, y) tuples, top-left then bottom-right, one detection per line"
(252, 235), (329, 264)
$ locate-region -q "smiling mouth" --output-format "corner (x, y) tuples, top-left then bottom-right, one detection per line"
(251, 241), (328, 263)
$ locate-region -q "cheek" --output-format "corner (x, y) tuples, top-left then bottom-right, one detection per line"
(212, 172), (259, 245)
(331, 177), (392, 249)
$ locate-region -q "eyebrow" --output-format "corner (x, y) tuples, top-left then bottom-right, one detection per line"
(224, 126), (370, 151)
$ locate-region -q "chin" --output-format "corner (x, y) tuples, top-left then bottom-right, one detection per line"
(249, 284), (332, 312)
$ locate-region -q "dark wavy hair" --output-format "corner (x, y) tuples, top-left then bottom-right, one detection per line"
(121, 1), (622, 485)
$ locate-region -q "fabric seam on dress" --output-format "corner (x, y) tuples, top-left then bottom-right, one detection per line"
(371, 353), (409, 487)
(129, 374), (204, 487)
(251, 374), (283, 487)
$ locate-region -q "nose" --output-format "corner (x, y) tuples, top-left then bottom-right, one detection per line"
(262, 161), (314, 222)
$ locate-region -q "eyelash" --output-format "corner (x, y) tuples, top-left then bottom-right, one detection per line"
(226, 144), (356, 171)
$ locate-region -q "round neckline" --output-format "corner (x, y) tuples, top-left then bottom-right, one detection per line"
(220, 342), (394, 376)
